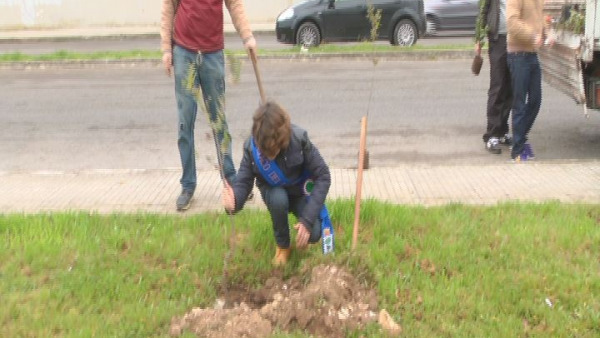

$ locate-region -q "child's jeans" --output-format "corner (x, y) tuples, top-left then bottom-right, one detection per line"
(261, 186), (321, 248)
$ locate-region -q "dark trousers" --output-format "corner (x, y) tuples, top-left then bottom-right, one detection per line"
(260, 186), (321, 248)
(507, 52), (542, 158)
(484, 34), (512, 142)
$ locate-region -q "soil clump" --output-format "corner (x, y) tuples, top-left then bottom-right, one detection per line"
(169, 264), (391, 337)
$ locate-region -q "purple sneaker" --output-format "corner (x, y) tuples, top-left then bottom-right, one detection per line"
(512, 147), (532, 163)
(523, 143), (535, 159)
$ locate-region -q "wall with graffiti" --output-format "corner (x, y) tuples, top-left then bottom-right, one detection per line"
(0, 0), (294, 29)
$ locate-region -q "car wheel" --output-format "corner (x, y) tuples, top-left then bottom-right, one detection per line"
(296, 22), (321, 47)
(393, 19), (417, 46)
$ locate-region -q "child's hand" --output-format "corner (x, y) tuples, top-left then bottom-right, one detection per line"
(222, 182), (235, 213)
(294, 222), (310, 249)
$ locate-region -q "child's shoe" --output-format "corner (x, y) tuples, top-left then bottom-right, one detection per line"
(272, 246), (291, 266)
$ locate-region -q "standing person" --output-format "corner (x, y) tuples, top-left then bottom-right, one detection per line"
(476, 0), (513, 155)
(160, 0), (257, 211)
(506, 0), (551, 162)
(222, 101), (331, 266)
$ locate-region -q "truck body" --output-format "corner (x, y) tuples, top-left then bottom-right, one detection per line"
(539, 0), (599, 115)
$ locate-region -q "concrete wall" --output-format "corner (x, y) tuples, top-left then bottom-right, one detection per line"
(0, 0), (296, 29)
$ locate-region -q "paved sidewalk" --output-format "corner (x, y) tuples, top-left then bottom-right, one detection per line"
(1, 162), (599, 214)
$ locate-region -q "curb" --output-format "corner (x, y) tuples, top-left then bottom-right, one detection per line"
(0, 29), (277, 43)
(0, 50), (474, 70)
(0, 23), (277, 42)
(0, 59), (163, 70)
(258, 50), (474, 61)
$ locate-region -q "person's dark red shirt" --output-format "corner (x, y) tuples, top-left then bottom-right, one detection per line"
(174, 0), (224, 53)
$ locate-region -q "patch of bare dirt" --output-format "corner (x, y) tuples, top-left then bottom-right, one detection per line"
(169, 264), (400, 337)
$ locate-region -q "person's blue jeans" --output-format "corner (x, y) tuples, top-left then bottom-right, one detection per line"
(173, 44), (235, 191)
(261, 186), (321, 248)
(507, 52), (542, 158)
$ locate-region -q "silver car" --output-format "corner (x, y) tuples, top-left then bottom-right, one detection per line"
(424, 0), (479, 35)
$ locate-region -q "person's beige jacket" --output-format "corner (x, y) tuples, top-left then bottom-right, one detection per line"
(507, 0), (545, 52)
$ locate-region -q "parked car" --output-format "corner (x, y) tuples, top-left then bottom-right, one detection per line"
(424, 0), (479, 35)
(275, 0), (426, 47)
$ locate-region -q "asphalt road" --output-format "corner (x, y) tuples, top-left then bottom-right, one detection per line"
(1, 56), (598, 172)
(0, 31), (475, 54)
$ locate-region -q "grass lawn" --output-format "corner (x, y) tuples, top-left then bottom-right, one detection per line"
(1, 200), (599, 337)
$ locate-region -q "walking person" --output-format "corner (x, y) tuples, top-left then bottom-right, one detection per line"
(506, 0), (551, 162)
(476, 0), (513, 154)
(222, 101), (331, 266)
(160, 0), (257, 211)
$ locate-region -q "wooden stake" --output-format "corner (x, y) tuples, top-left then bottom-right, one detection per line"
(248, 48), (266, 104)
(352, 116), (368, 250)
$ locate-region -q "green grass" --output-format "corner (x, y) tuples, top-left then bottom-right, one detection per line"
(1, 200), (599, 337)
(0, 43), (473, 62)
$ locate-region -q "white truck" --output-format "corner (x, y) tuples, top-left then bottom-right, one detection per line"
(539, 0), (599, 116)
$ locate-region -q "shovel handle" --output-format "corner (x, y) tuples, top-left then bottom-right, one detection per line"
(248, 48), (267, 104)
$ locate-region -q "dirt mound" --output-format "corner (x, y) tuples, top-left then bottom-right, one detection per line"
(169, 264), (399, 337)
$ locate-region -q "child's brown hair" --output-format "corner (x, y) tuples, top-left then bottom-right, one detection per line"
(252, 100), (291, 159)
